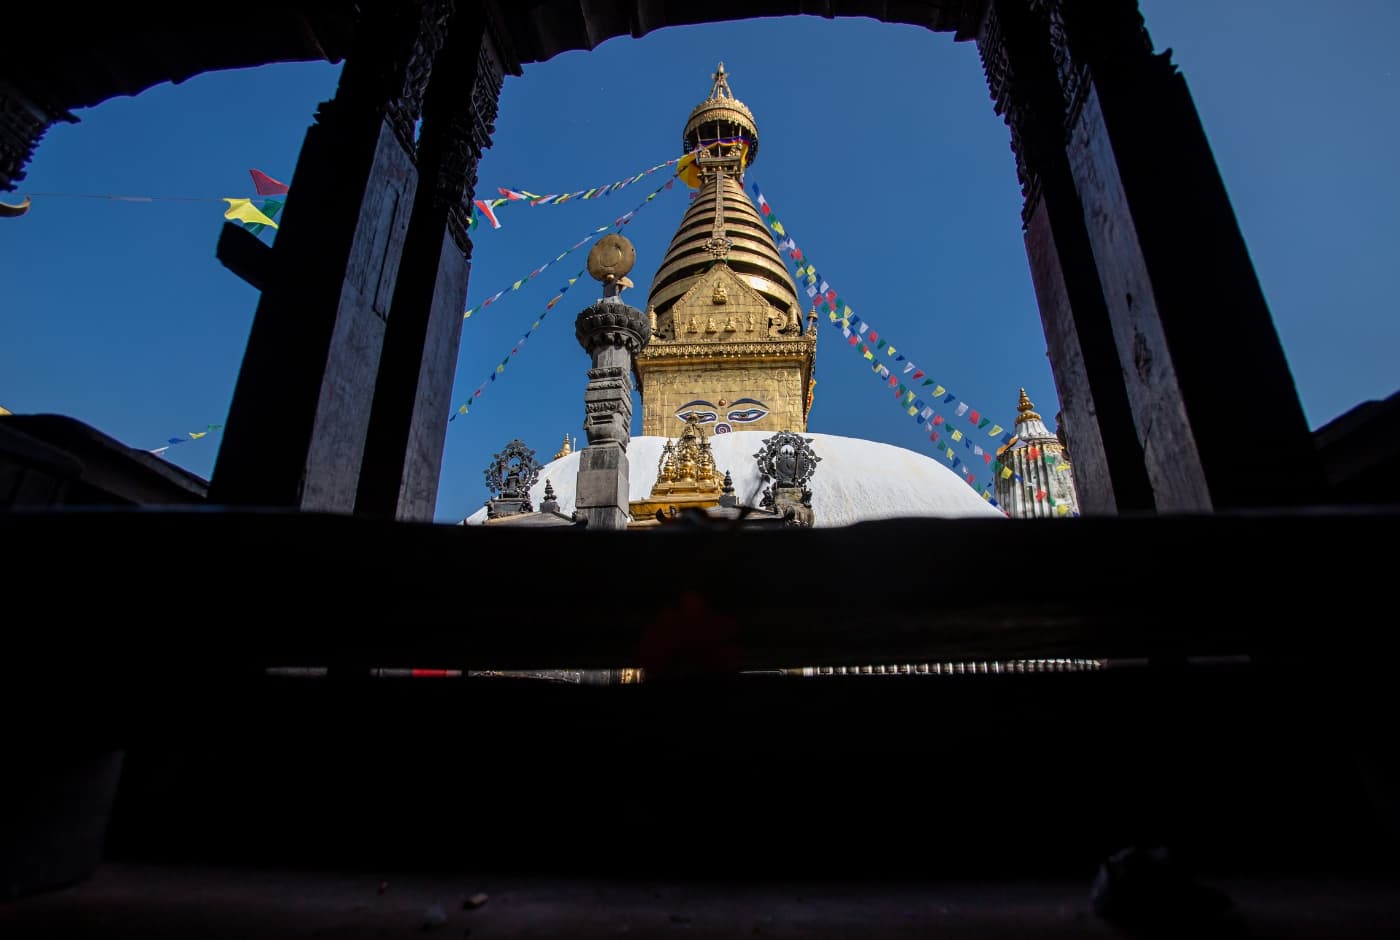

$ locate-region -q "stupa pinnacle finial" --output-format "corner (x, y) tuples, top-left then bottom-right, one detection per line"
(1016, 388), (1043, 425)
(709, 61), (734, 100)
(683, 61), (759, 169)
(553, 433), (573, 460)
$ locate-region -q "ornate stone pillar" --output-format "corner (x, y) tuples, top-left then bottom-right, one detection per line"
(1049, 0), (1325, 509)
(979, 0), (1154, 514)
(210, 0), (453, 512)
(572, 236), (651, 530)
(355, 1), (517, 522)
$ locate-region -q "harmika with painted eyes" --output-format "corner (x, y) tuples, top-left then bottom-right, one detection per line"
(674, 398), (769, 434)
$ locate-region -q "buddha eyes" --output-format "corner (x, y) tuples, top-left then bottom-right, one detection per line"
(726, 398), (769, 423)
(675, 398), (768, 425)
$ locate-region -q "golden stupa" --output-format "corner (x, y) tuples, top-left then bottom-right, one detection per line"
(635, 63), (816, 439)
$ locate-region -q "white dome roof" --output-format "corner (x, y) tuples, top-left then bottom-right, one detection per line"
(465, 432), (1005, 527)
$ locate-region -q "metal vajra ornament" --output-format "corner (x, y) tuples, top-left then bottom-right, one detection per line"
(754, 431), (820, 516)
(484, 439), (541, 499)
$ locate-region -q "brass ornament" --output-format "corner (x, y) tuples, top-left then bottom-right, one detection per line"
(587, 233), (636, 283)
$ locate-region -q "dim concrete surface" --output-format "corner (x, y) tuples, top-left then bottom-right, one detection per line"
(2, 864), (1399, 938)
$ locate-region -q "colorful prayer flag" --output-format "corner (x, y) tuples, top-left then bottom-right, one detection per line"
(474, 199), (502, 229)
(222, 198), (279, 230)
(249, 169), (290, 195)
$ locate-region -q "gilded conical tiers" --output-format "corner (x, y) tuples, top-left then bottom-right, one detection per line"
(647, 174), (799, 320)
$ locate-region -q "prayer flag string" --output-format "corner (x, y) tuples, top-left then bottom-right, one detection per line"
(448, 174), (677, 423)
(463, 175), (675, 319)
(496, 157), (680, 208)
(750, 181), (1035, 509)
(149, 424), (224, 459)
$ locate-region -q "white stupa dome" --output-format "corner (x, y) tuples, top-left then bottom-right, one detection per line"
(465, 431), (1005, 527)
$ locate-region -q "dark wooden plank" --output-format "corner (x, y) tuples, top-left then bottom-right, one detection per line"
(1, 508), (1393, 675)
(214, 222), (274, 292)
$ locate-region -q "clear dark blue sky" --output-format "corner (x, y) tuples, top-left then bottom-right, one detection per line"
(2, 1), (1396, 522)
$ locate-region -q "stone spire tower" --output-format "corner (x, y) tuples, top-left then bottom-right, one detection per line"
(635, 63), (816, 438)
(993, 389), (1081, 518)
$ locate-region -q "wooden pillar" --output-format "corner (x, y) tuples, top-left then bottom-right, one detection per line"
(0, 80), (76, 194)
(209, 1), (451, 511)
(355, 3), (516, 522)
(980, 0), (1155, 515)
(1050, 0), (1325, 510)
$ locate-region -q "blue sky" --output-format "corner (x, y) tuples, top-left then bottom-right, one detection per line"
(2, 1), (1396, 523)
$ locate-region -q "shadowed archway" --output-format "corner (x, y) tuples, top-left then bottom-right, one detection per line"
(2, 0), (1323, 518)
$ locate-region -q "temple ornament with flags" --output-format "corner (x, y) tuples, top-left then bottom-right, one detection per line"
(466, 64), (1077, 530)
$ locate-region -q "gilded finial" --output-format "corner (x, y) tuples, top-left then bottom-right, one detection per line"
(709, 61), (733, 100)
(1015, 388), (1043, 425)
(553, 433), (573, 460)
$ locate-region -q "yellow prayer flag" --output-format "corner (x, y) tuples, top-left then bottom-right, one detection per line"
(932, 385), (946, 397)
(951, 429), (963, 441)
(989, 424), (1003, 437)
(1057, 504), (1070, 516)
(677, 152), (701, 188)
(222, 197), (279, 230)
(907, 406), (918, 417)
(187, 431), (207, 440)
(1001, 467), (1012, 479)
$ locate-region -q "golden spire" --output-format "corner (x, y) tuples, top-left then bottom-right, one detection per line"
(1015, 388), (1043, 425)
(553, 433), (574, 460)
(649, 65), (792, 319)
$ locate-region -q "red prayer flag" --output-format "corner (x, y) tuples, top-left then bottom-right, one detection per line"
(969, 410), (980, 424)
(1028, 445), (1041, 459)
(249, 169), (289, 195)
(1035, 489), (1047, 501)
(912, 370), (924, 380)
(868, 331), (879, 343)
(930, 432), (940, 442)
(848, 335), (859, 346)
(933, 415), (944, 426)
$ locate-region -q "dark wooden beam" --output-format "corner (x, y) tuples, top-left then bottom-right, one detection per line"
(214, 222), (274, 293)
(2, 508), (1392, 676)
